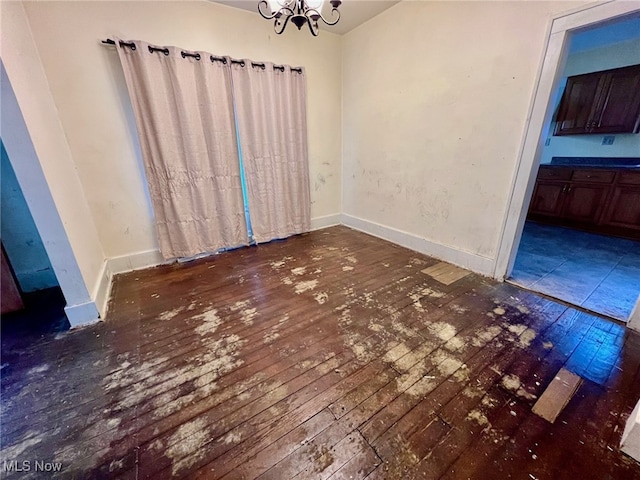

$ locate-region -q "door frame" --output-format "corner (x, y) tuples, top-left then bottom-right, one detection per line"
(630, 295), (640, 331)
(493, 0), (640, 280)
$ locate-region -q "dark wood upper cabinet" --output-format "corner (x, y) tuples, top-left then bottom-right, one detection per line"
(554, 64), (640, 136)
(554, 72), (602, 135)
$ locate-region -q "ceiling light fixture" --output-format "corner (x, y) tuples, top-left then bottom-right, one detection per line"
(258, 0), (342, 36)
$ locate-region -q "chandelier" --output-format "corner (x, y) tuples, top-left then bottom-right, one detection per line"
(258, 0), (342, 36)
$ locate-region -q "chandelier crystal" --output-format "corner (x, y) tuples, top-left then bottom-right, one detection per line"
(258, 0), (342, 36)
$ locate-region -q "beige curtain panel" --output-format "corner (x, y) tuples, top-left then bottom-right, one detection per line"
(232, 62), (311, 244)
(115, 39), (248, 259)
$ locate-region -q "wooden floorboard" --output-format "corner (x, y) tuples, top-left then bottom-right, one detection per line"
(1, 226), (639, 479)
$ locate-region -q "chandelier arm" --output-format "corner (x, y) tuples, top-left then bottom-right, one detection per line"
(305, 7), (340, 26)
(278, 5), (296, 16)
(258, 0), (278, 20)
(320, 7), (341, 26)
(306, 18), (320, 36)
(274, 12), (294, 35)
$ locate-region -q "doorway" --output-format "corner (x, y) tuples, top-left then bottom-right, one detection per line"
(1, 141), (69, 351)
(495, 3), (640, 323)
(1, 60), (99, 328)
(510, 15), (640, 322)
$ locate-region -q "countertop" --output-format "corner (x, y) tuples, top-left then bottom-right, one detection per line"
(545, 157), (640, 169)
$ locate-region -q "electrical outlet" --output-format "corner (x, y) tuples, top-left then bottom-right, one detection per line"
(602, 136), (615, 145)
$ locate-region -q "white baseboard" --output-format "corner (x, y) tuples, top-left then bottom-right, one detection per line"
(341, 213), (496, 277)
(621, 399), (640, 462)
(91, 249), (167, 320)
(93, 260), (113, 319)
(108, 249), (167, 275)
(64, 300), (100, 328)
(310, 213), (341, 231)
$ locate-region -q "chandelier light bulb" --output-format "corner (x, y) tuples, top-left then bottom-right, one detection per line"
(306, 0), (324, 11)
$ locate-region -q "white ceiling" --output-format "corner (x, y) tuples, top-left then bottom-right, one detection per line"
(212, 0), (400, 35)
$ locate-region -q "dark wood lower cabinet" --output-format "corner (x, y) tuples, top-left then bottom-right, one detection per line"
(528, 166), (640, 240)
(529, 182), (565, 217)
(602, 186), (640, 231)
(562, 184), (609, 222)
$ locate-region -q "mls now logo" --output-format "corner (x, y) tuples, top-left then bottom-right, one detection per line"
(2, 461), (31, 472)
(3, 460), (63, 472)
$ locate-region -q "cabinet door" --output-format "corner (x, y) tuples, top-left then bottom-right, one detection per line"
(529, 181), (565, 217)
(561, 184), (609, 223)
(602, 186), (640, 231)
(554, 73), (603, 135)
(591, 65), (640, 134)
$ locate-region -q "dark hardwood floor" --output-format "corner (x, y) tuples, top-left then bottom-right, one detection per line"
(1, 226), (640, 479)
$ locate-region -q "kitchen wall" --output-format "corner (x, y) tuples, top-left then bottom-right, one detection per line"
(540, 37), (640, 165)
(341, 1), (583, 271)
(0, 142), (58, 293)
(19, 0), (342, 261)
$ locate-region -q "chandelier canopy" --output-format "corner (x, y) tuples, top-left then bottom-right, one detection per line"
(258, 0), (342, 36)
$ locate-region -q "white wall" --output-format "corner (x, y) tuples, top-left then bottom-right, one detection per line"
(540, 37), (640, 165)
(21, 0), (343, 261)
(341, 1), (583, 272)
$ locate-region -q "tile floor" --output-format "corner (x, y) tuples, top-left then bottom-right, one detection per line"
(509, 221), (640, 322)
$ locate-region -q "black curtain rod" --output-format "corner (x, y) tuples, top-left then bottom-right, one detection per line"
(102, 38), (137, 50)
(102, 38), (302, 73)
